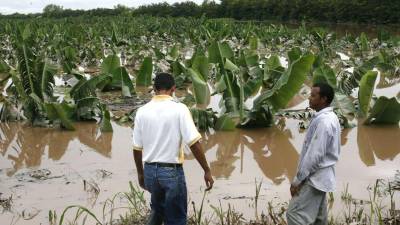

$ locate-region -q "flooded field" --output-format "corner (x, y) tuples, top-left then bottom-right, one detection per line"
(1, 15), (400, 224)
(1, 107), (399, 224)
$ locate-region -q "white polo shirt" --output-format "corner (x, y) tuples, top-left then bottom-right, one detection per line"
(132, 95), (202, 164)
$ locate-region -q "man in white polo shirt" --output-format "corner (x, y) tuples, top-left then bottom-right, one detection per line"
(133, 73), (214, 225)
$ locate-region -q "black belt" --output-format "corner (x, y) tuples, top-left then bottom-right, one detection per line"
(145, 162), (182, 168)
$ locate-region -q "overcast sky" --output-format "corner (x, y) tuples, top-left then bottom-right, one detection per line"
(0, 0), (209, 15)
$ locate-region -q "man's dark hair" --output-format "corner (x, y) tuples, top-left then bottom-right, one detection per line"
(154, 73), (175, 91)
(313, 83), (334, 105)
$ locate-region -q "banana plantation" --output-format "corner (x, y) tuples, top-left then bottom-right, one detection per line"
(0, 15), (400, 225)
(0, 16), (399, 132)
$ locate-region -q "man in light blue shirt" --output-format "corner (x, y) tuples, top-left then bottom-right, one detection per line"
(287, 83), (341, 225)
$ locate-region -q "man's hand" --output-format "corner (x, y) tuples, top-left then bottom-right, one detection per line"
(290, 184), (302, 197)
(204, 170), (214, 191)
(190, 141), (214, 191)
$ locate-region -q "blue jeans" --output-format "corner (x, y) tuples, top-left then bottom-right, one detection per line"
(144, 163), (187, 225)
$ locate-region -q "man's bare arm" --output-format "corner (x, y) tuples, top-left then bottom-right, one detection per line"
(190, 141), (214, 191)
(133, 150), (145, 190)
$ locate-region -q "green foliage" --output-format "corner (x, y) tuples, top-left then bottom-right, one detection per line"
(0, 14), (399, 130)
(358, 71), (378, 117)
(190, 108), (217, 131)
(3, 0), (400, 24)
(99, 104), (113, 132)
(333, 93), (356, 116)
(255, 52), (315, 110)
(188, 68), (210, 105)
(136, 57), (153, 87)
(365, 97), (400, 125)
(112, 67), (134, 97)
(45, 102), (75, 130)
(313, 64), (337, 88)
(70, 74), (112, 120)
(215, 115), (236, 131)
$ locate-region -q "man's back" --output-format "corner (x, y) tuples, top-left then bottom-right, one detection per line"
(132, 73), (213, 225)
(133, 95), (201, 164)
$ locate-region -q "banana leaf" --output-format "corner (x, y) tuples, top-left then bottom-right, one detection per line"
(10, 70), (28, 100)
(208, 41), (223, 64)
(240, 104), (274, 128)
(333, 93), (356, 115)
(208, 41), (233, 75)
(215, 114), (236, 131)
(100, 54), (120, 89)
(245, 54), (259, 67)
(190, 108), (217, 132)
(45, 102), (75, 130)
(112, 67), (134, 97)
(169, 45), (179, 61)
(360, 33), (369, 52)
(101, 55), (120, 75)
(62, 46), (78, 74)
(136, 57), (153, 87)
(244, 68), (263, 99)
(254, 53), (315, 110)
(249, 36), (259, 50)
(188, 68), (210, 105)
(209, 42), (240, 115)
(358, 71), (377, 117)
(220, 42), (234, 59)
(192, 55), (209, 81)
(224, 58), (240, 72)
(99, 104), (113, 132)
(365, 97), (400, 125)
(0, 60), (9, 73)
(39, 61), (57, 101)
(264, 54), (284, 81)
(313, 64), (337, 88)
(288, 47), (302, 64)
(70, 73), (112, 102)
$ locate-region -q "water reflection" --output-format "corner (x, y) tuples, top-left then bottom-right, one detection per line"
(2, 119), (399, 183)
(195, 118), (400, 184)
(202, 130), (241, 178)
(243, 126), (299, 184)
(0, 122), (113, 176)
(197, 119), (300, 184)
(357, 124), (400, 166)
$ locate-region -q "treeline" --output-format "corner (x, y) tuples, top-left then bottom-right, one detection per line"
(1, 0), (399, 24)
(134, 0), (400, 24)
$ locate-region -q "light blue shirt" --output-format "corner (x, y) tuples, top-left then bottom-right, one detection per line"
(292, 107), (341, 192)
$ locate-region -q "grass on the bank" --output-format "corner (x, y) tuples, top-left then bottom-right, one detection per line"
(47, 179), (399, 225)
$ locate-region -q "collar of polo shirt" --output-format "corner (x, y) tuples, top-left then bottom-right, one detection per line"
(152, 95), (173, 101)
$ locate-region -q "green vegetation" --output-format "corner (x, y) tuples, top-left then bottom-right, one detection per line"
(1, 16), (399, 131)
(134, 0), (400, 24)
(45, 179), (399, 224)
(2, 1), (400, 24)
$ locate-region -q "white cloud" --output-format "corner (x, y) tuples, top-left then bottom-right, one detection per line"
(0, 0), (207, 15)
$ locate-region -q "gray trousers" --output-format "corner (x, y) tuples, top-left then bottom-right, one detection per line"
(286, 183), (328, 225)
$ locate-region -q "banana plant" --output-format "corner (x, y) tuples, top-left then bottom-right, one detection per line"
(99, 54), (134, 97)
(136, 56), (153, 87)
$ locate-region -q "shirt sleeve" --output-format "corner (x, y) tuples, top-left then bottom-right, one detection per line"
(292, 123), (331, 186)
(132, 111), (143, 151)
(179, 105), (202, 147)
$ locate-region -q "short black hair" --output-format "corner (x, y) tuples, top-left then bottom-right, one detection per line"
(313, 83), (334, 105)
(154, 73), (175, 91)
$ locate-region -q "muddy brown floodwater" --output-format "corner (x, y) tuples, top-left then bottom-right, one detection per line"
(1, 74), (400, 224)
(0, 114), (399, 224)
